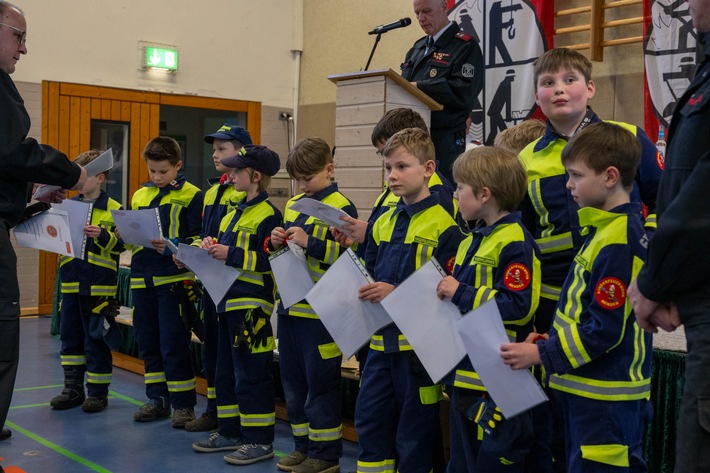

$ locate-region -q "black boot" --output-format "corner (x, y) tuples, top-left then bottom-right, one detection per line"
(50, 366), (86, 410)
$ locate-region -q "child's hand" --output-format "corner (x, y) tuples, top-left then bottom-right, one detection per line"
(358, 282), (395, 303)
(271, 227), (287, 248)
(285, 227), (308, 248)
(330, 227), (353, 248)
(339, 216), (368, 245)
(436, 276), (459, 300)
(200, 236), (215, 250)
(207, 243), (229, 261)
(524, 331), (549, 343)
(83, 225), (102, 238)
(151, 238), (166, 254)
(500, 342), (541, 370)
(173, 254), (186, 269)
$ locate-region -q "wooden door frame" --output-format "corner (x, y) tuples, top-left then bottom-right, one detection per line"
(38, 81), (261, 314)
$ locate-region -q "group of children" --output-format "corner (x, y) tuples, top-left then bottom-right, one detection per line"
(51, 47), (663, 473)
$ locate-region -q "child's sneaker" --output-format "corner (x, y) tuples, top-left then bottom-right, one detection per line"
(192, 432), (243, 453)
(291, 458), (340, 473)
(172, 407), (196, 428)
(224, 443), (274, 465)
(185, 412), (218, 432)
(82, 396), (108, 413)
(133, 397), (170, 422)
(277, 451), (308, 471)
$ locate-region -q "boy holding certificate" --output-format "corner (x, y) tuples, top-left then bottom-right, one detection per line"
(191, 145), (282, 466)
(270, 137), (357, 473)
(435, 146), (541, 472)
(356, 128), (464, 473)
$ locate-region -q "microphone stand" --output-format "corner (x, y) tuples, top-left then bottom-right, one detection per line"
(364, 33), (382, 71)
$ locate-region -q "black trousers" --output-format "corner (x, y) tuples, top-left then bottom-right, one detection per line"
(0, 224), (20, 430)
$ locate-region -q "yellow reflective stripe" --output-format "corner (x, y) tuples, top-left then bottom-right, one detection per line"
(453, 370), (486, 390)
(322, 239), (339, 265)
(419, 384), (443, 405)
(580, 444), (629, 467)
(130, 277), (148, 289)
(529, 179), (553, 237)
(536, 232), (574, 254)
(144, 372), (166, 384)
(318, 342), (342, 360)
(473, 286), (496, 308)
(224, 298), (273, 314)
(291, 422), (309, 437)
(90, 285), (116, 297)
(61, 282), (80, 293)
(241, 412), (276, 427)
(357, 459), (396, 473)
(167, 378), (196, 392)
(87, 252), (116, 270)
(540, 283), (561, 300)
(287, 303), (319, 319)
(217, 404), (240, 419)
(60, 355), (86, 366)
(416, 243), (433, 271)
(86, 372), (112, 384)
(309, 425), (342, 442)
(236, 271), (264, 286)
(549, 373), (650, 400)
(154, 273), (194, 286)
(505, 328), (517, 342)
(368, 335), (412, 351)
(169, 203), (179, 238)
(207, 386), (216, 400)
(644, 213), (657, 229)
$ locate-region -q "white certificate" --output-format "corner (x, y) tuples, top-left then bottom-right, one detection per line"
(380, 258), (467, 383)
(176, 243), (240, 306)
(51, 199), (92, 260)
(457, 299), (548, 418)
(111, 208), (162, 248)
(13, 208), (75, 256)
(33, 149), (114, 200)
(289, 198), (353, 236)
(305, 249), (392, 358)
(269, 241), (314, 309)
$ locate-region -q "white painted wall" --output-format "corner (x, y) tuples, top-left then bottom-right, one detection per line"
(13, 0), (301, 108)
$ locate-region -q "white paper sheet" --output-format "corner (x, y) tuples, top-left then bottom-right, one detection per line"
(456, 300), (548, 418)
(305, 249), (392, 358)
(111, 209), (162, 248)
(33, 149), (114, 200)
(13, 209), (75, 256)
(380, 258), (467, 382)
(175, 243), (240, 306)
(269, 242), (314, 309)
(289, 198), (353, 236)
(51, 199), (92, 260)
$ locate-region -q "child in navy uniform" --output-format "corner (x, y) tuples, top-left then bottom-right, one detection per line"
(51, 149), (124, 413)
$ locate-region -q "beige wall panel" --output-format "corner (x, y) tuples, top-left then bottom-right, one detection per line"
(335, 126), (379, 148)
(335, 103), (387, 128)
(336, 168), (384, 189)
(334, 147), (382, 168)
(261, 105), (292, 170)
(297, 103), (336, 146)
(336, 80), (386, 107)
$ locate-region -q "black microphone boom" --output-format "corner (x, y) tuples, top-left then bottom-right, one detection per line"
(368, 18), (412, 35)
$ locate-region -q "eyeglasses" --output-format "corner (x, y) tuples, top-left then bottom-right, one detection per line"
(0, 22), (27, 45)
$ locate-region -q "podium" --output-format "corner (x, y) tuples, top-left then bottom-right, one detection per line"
(328, 69), (442, 219)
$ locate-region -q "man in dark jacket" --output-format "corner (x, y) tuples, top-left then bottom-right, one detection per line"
(0, 2), (86, 462)
(401, 0), (483, 183)
(629, 1), (710, 471)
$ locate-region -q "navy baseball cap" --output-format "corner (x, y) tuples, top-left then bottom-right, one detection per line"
(221, 145), (281, 176)
(204, 124), (253, 145)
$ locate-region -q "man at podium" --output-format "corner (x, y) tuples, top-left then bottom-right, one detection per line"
(401, 0), (483, 183)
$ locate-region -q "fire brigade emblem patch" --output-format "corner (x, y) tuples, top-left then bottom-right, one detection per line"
(446, 256), (456, 275)
(46, 225), (58, 238)
(594, 277), (627, 310)
(503, 263), (531, 291)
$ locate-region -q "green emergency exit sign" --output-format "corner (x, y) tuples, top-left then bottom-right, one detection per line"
(145, 47), (179, 71)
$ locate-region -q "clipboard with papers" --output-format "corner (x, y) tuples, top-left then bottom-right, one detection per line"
(111, 208), (162, 248)
(33, 149), (114, 201)
(289, 198), (354, 237)
(269, 241), (315, 309)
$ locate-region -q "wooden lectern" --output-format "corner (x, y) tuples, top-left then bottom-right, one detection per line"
(328, 69), (442, 219)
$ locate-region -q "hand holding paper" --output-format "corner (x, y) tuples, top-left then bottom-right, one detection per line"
(500, 341), (542, 370)
(289, 198), (355, 237)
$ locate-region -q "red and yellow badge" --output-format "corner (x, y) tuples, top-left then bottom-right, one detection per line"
(446, 256), (456, 275)
(46, 225), (58, 238)
(503, 263), (531, 291)
(594, 277), (627, 310)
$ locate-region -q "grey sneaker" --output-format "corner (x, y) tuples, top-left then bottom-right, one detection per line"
(133, 398), (170, 422)
(224, 443), (274, 465)
(192, 432), (243, 453)
(291, 458), (340, 473)
(277, 451), (308, 471)
(185, 412), (218, 432)
(172, 407), (196, 428)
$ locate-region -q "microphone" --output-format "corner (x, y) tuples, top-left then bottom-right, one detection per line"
(368, 18), (412, 35)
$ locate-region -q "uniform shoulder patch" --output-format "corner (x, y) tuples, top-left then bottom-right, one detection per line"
(455, 31), (472, 42)
(503, 263), (531, 291)
(594, 277), (627, 310)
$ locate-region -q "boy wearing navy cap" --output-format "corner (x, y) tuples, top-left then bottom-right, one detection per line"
(192, 145), (283, 467)
(184, 124), (251, 432)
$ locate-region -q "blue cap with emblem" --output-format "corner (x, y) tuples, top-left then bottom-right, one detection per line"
(204, 124), (253, 145)
(221, 144), (281, 176)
